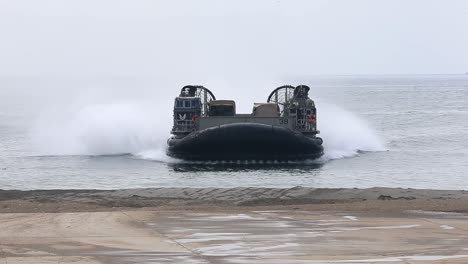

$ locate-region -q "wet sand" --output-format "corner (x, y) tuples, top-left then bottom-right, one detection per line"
(2, 187), (468, 263)
(1, 187), (468, 213)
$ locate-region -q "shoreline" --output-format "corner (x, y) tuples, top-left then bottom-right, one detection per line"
(2, 187), (468, 214)
(3, 187), (468, 263)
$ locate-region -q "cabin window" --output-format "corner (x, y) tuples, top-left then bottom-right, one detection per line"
(176, 99), (202, 109)
(209, 105), (235, 116)
(192, 100), (200, 108)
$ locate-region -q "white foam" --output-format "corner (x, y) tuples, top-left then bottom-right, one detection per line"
(184, 232), (251, 237)
(317, 103), (386, 160)
(440, 225), (455, 230)
(203, 214), (266, 221)
(198, 242), (299, 257)
(205, 255), (468, 264)
(176, 233), (250, 243)
(134, 148), (181, 163)
(31, 101), (171, 156)
(343, 216), (358, 221)
(333, 255), (468, 262)
(314, 224), (420, 232)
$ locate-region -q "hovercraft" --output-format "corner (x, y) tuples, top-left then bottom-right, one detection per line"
(167, 85), (324, 160)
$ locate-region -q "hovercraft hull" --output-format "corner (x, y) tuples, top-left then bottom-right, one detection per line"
(167, 123), (324, 161)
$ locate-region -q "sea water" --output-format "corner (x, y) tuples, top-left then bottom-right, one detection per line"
(0, 75), (467, 190)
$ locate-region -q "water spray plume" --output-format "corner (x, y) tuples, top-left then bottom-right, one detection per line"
(318, 103), (386, 160)
(32, 99), (385, 162)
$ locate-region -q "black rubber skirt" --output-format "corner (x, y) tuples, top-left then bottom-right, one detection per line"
(167, 123), (324, 161)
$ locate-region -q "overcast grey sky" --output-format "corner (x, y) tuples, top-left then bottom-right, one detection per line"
(1, 0), (467, 79)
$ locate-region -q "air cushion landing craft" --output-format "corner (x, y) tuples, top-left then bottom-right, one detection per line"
(167, 85), (324, 160)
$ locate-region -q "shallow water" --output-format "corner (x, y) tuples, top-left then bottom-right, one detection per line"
(1, 75), (467, 190)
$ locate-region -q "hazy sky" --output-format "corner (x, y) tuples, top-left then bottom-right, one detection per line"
(1, 0), (467, 80)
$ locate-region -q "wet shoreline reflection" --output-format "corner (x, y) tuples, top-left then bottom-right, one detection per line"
(168, 160), (324, 173)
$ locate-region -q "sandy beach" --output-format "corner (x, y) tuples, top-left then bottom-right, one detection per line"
(1, 187), (468, 213)
(1, 187), (468, 263)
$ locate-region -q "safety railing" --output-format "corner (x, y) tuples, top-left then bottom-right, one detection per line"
(294, 119), (317, 132)
(172, 120), (197, 134)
